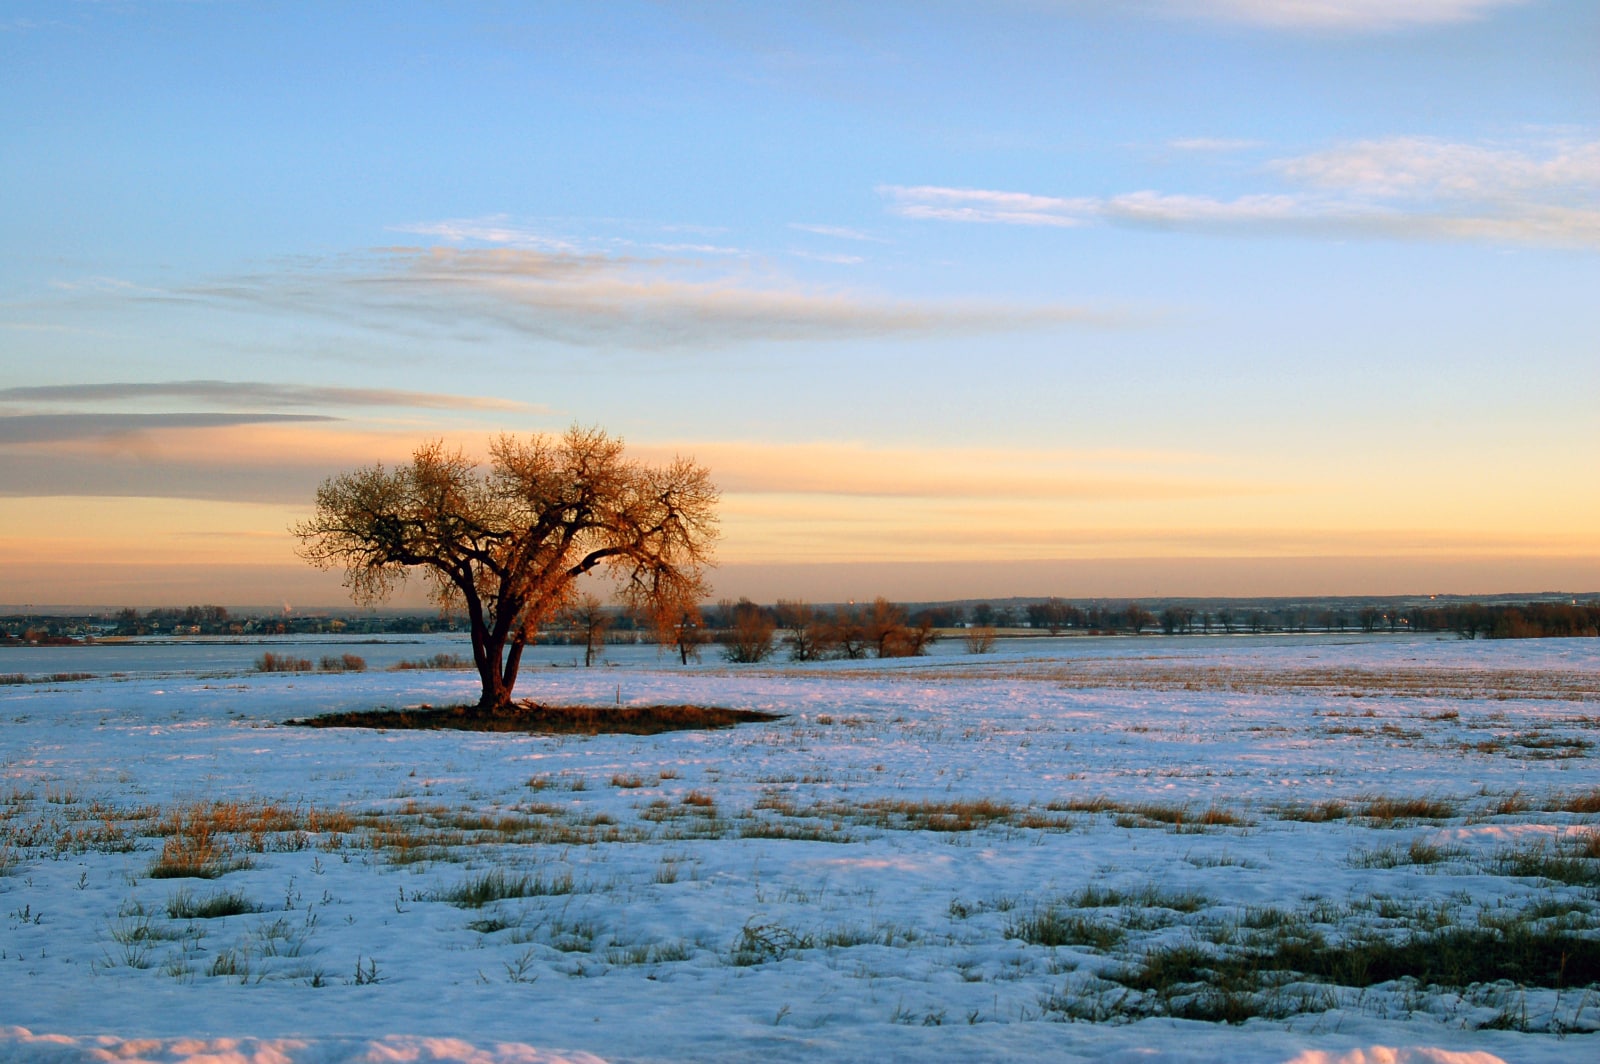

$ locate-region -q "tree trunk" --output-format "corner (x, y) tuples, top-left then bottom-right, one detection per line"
(469, 616), (514, 709)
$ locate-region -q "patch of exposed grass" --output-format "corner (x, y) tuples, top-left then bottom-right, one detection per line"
(1113, 803), (1248, 831)
(432, 868), (577, 908)
(166, 888), (259, 919)
(1067, 883), (1210, 914)
(1492, 837), (1600, 887)
(1351, 836), (1469, 869)
(1551, 787), (1600, 815)
(1274, 799), (1352, 823)
(146, 800), (348, 878)
(1356, 795), (1457, 825)
(856, 797), (1016, 832)
(0, 672), (95, 685)
(731, 922), (814, 966)
(1046, 796), (1118, 814)
(289, 702), (783, 735)
(1006, 908), (1126, 951)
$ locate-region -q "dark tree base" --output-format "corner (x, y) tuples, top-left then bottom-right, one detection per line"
(286, 701), (783, 735)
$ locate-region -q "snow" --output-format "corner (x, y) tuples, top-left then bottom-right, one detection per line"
(3, 633), (1597, 1063)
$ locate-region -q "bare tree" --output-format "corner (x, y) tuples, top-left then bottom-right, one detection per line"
(823, 604), (870, 660)
(293, 427), (716, 707)
(776, 599), (827, 662)
(564, 592), (611, 668)
(862, 597), (936, 658)
(722, 598), (776, 663)
(670, 604), (709, 664)
(863, 597), (908, 658)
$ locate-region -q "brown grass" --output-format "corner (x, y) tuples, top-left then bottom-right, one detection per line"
(1553, 788), (1600, 815)
(289, 701), (784, 735)
(762, 660), (1600, 702)
(1357, 795), (1457, 824)
(146, 800), (352, 878)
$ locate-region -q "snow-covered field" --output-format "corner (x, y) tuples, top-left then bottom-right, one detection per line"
(2, 634), (1597, 1063)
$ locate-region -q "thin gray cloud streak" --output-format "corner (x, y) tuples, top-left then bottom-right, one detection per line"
(0, 381), (538, 412)
(0, 412), (335, 446)
(0, 451), (324, 502)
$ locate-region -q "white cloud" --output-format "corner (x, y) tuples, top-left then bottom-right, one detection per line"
(790, 250), (866, 265)
(1163, 0), (1532, 31)
(390, 217), (582, 254)
(888, 134), (1600, 249)
(1102, 192), (1310, 226)
(1167, 137), (1264, 153)
(1274, 136), (1600, 199)
(880, 185), (1095, 227)
(393, 217), (744, 259)
(788, 223), (887, 243)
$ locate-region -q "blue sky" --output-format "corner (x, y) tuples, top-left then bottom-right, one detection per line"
(2, 0), (1597, 606)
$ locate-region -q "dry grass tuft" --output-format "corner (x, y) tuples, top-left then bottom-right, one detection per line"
(1357, 795), (1457, 824)
(146, 800), (351, 878)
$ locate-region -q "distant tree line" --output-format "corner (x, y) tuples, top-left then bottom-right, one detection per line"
(664, 597), (940, 664)
(1407, 602), (1600, 640)
(5, 597), (1597, 649)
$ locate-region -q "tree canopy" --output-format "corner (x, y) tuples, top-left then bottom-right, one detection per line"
(293, 427), (717, 707)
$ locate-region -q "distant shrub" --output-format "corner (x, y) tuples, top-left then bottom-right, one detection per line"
(721, 599), (776, 663)
(2, 672), (96, 685)
(318, 654), (367, 673)
(390, 653), (471, 671)
(255, 653), (313, 673)
(963, 626), (997, 654)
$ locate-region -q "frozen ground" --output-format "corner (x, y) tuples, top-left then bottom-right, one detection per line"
(2, 634), (1597, 1063)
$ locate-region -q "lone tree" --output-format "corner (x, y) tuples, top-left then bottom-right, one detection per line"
(293, 427), (717, 708)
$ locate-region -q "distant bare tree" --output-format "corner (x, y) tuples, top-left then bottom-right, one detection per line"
(722, 598), (776, 663)
(670, 605), (709, 664)
(825, 604), (870, 660)
(862, 597), (936, 658)
(564, 592), (611, 667)
(776, 599), (828, 662)
(864, 597), (908, 658)
(963, 625), (997, 654)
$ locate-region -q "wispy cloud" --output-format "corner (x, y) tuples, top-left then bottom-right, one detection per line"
(788, 223), (888, 243)
(163, 246), (1103, 349)
(390, 216), (745, 257)
(0, 380), (539, 413)
(886, 134), (1600, 249)
(1273, 136), (1600, 199)
(790, 250), (865, 265)
(1167, 137), (1264, 153)
(880, 185), (1095, 227)
(1153, 0), (1532, 32)
(389, 218), (582, 254)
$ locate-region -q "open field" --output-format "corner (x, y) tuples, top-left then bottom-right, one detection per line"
(2, 634), (1598, 1062)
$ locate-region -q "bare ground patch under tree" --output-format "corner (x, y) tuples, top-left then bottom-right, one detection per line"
(286, 701), (784, 735)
